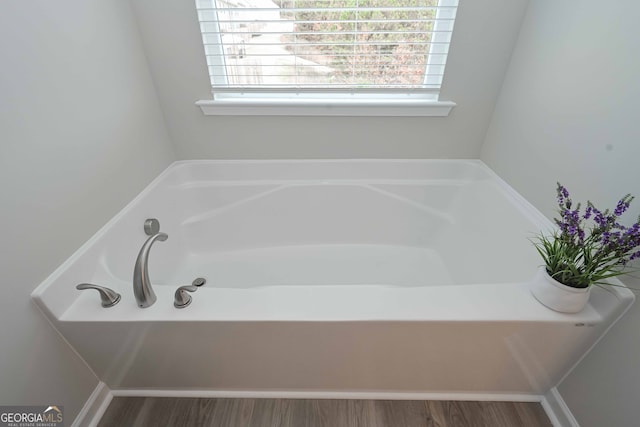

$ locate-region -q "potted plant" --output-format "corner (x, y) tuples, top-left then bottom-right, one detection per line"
(530, 183), (640, 313)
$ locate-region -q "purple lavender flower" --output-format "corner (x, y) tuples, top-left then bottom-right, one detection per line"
(556, 183), (572, 209)
(593, 209), (607, 228)
(614, 195), (634, 217)
(536, 183), (640, 288)
(614, 200), (628, 216)
(584, 204), (593, 219)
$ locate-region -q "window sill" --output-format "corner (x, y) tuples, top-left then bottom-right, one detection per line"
(195, 99), (456, 117)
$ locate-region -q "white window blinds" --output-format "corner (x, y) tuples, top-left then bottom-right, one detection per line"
(196, 0), (458, 93)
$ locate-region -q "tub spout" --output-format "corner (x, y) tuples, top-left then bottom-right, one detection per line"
(133, 232), (168, 308)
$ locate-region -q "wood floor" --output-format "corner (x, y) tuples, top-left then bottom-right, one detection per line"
(97, 397), (552, 427)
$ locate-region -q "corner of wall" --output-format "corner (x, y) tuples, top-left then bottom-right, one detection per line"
(70, 382), (113, 427)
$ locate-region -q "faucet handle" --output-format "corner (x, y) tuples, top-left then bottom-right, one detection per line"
(76, 283), (121, 308)
(174, 285), (198, 309)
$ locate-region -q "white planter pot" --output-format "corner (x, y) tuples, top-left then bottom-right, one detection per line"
(530, 267), (591, 313)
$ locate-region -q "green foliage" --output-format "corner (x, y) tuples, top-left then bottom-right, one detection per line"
(532, 183), (640, 288)
(274, 0), (438, 85)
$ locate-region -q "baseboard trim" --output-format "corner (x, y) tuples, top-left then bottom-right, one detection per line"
(71, 382), (112, 427)
(541, 388), (580, 427)
(80, 386), (562, 425)
(111, 388), (542, 402)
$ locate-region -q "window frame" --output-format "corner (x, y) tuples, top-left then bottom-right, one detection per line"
(195, 0), (458, 116)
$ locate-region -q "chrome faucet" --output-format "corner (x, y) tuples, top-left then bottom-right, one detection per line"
(76, 283), (121, 307)
(133, 219), (168, 308)
(174, 285), (198, 308)
(173, 278), (207, 309)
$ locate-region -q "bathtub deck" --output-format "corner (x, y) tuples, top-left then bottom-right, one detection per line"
(97, 397), (552, 427)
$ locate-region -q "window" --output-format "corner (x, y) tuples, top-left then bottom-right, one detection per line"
(195, 0), (458, 115)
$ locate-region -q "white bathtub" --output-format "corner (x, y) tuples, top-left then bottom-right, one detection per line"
(33, 160), (634, 398)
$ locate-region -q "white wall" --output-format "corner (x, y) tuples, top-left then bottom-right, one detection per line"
(481, 1), (640, 426)
(0, 0), (175, 422)
(130, 0), (529, 159)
